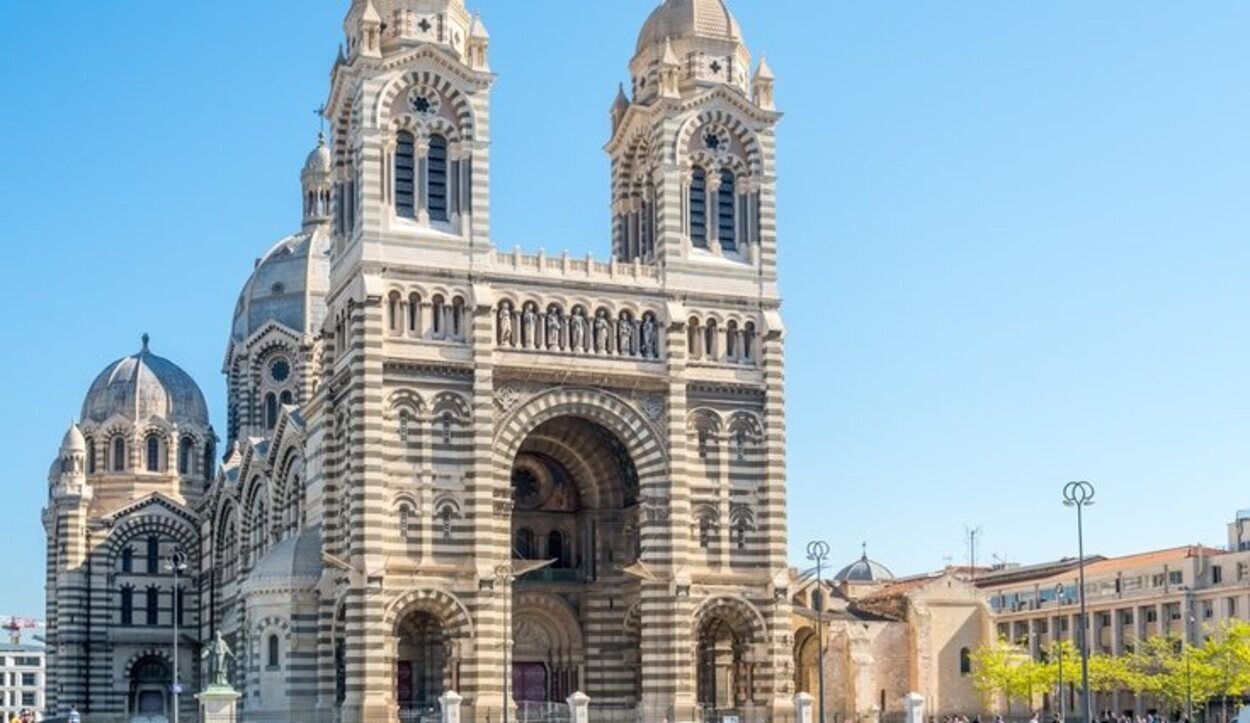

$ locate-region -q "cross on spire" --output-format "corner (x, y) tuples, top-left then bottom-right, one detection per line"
(314, 104), (327, 136)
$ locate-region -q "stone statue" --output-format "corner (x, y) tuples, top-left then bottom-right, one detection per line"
(618, 317), (634, 356)
(522, 305), (537, 348)
(641, 316), (658, 358)
(570, 313), (586, 352)
(546, 310), (563, 349)
(203, 630), (236, 688)
(498, 303), (514, 346)
(594, 313), (610, 353)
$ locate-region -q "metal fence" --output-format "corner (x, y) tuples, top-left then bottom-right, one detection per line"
(226, 703), (805, 723)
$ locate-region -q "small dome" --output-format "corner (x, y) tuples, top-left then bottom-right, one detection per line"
(81, 337), (210, 428)
(835, 547), (895, 583)
(636, 0), (744, 54)
(301, 134), (332, 181)
(231, 228), (331, 344)
(60, 424), (86, 454)
(242, 527), (323, 593)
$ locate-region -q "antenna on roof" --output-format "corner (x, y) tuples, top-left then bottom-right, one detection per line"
(966, 525), (983, 582)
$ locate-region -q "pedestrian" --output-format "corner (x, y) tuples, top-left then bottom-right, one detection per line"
(68, 705), (82, 723)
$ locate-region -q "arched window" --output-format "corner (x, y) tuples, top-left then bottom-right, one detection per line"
(268, 634), (281, 669)
(395, 131), (416, 218)
(718, 170), (737, 252)
(204, 441), (216, 481)
(178, 437), (193, 475)
(726, 321), (740, 361)
(146, 536), (160, 574)
(439, 505), (454, 540)
(432, 296), (445, 337)
(280, 390), (293, 407)
(687, 317), (701, 359)
(265, 393), (278, 431)
(399, 505), (413, 540)
(960, 647), (972, 675)
(146, 435), (161, 472)
(515, 529), (535, 559)
(427, 134), (449, 222)
(704, 320), (719, 361)
(547, 531), (566, 568)
(388, 291), (401, 333)
(698, 513), (713, 549)
(452, 296), (465, 339)
(121, 547), (134, 573)
(743, 322), (756, 362)
(86, 438), (96, 474)
(145, 586), (159, 626)
(690, 166), (708, 249)
(120, 586), (134, 626)
(113, 437), (127, 472)
(408, 293), (422, 333)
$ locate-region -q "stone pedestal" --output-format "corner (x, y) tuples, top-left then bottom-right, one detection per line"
(567, 691), (591, 723)
(904, 693), (926, 723)
(197, 685), (242, 723)
(794, 692), (815, 723)
(439, 690), (463, 723)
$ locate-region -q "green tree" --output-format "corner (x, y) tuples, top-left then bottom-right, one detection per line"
(1196, 621), (1250, 719)
(972, 639), (1040, 715)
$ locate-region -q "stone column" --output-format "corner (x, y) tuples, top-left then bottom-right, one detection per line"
(440, 690), (463, 723)
(794, 692), (815, 723)
(567, 691), (591, 723)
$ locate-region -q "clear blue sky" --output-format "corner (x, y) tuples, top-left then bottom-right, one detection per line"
(2, 1), (1249, 619)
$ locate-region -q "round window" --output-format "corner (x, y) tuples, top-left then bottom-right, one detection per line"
(270, 359), (291, 383)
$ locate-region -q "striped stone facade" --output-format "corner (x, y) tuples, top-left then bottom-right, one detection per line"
(45, 1), (792, 721)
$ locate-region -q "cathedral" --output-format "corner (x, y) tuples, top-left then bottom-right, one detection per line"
(42, 0), (793, 721)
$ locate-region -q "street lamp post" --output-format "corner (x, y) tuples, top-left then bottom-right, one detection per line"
(164, 547), (188, 723)
(1056, 583), (1067, 723)
(806, 541), (831, 723)
(1063, 481), (1095, 723)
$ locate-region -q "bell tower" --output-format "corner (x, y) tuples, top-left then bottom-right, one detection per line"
(327, 0), (494, 276)
(606, 0), (780, 293)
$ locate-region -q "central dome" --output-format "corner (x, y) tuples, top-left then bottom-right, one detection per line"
(81, 337), (210, 428)
(636, 0), (743, 53)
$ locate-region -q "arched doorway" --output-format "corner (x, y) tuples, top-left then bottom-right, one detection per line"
(395, 611), (452, 717)
(695, 600), (764, 714)
(793, 627), (819, 696)
(128, 656), (170, 722)
(509, 415), (642, 707)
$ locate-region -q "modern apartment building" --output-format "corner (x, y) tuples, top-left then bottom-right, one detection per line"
(0, 644), (45, 721)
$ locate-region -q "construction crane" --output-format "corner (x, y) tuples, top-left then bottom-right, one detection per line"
(1, 617), (41, 645)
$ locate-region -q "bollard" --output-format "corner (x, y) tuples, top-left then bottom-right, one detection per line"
(567, 690), (591, 723)
(440, 690), (464, 723)
(794, 692), (815, 723)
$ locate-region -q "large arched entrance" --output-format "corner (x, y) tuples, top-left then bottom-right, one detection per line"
(509, 415), (643, 709)
(395, 611), (450, 716)
(127, 656), (171, 722)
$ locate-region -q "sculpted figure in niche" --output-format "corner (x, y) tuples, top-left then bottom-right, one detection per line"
(522, 304), (538, 349)
(498, 302), (514, 346)
(594, 311), (611, 354)
(618, 315), (634, 356)
(546, 308), (563, 349)
(641, 315), (658, 358)
(570, 311), (586, 353)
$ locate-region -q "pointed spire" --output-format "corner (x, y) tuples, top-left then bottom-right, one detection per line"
(360, 0), (381, 25)
(661, 37), (679, 67)
(470, 12), (490, 40)
(752, 54), (776, 111)
(755, 54), (774, 80)
(613, 83), (630, 114)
